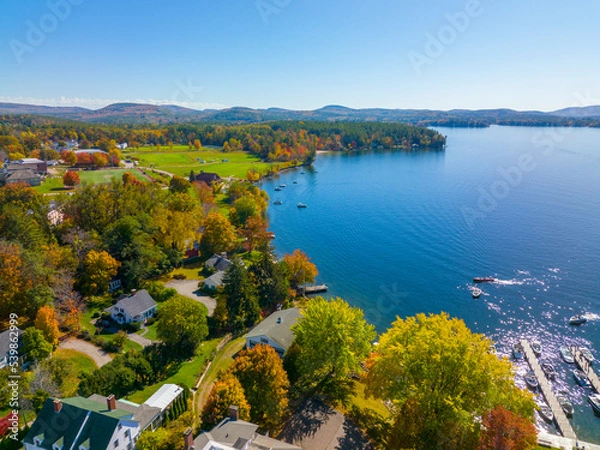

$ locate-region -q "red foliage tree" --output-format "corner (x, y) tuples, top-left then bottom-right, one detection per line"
(478, 406), (537, 450)
(76, 152), (91, 166)
(63, 171), (80, 187)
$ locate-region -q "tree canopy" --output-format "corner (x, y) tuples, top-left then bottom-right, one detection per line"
(157, 295), (209, 357)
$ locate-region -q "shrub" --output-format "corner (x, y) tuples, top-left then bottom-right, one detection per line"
(127, 322), (141, 332)
(173, 273), (187, 280)
(92, 311), (100, 319)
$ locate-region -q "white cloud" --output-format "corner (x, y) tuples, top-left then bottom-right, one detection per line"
(0, 96), (228, 111)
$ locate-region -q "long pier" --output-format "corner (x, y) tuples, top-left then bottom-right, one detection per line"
(572, 346), (600, 393)
(521, 339), (577, 440)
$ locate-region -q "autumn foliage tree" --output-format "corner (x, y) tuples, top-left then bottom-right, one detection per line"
(228, 344), (289, 431)
(0, 241), (33, 322)
(92, 152), (108, 168)
(63, 171), (80, 187)
(34, 306), (60, 347)
(200, 211), (237, 256)
(201, 374), (251, 429)
(478, 406), (537, 450)
(282, 249), (318, 290)
(80, 250), (121, 296)
(60, 149), (77, 166)
(240, 216), (270, 252)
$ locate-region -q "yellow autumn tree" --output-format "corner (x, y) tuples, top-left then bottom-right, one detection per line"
(34, 305), (60, 347)
(201, 374), (251, 429)
(282, 249), (318, 290)
(81, 250), (121, 296)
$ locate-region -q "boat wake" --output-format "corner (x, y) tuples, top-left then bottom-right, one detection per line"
(583, 313), (600, 322)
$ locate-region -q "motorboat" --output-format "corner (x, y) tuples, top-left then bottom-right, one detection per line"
(538, 404), (554, 424)
(274, 187), (282, 191)
(473, 277), (496, 283)
(280, 184), (287, 188)
(297, 203), (307, 208)
(569, 314), (587, 325)
(513, 343), (524, 360)
(581, 347), (595, 365)
(531, 341), (542, 357)
(524, 372), (539, 391)
(273, 200), (282, 205)
(557, 392), (574, 418)
(293, 180), (298, 184)
(560, 346), (575, 364)
(573, 369), (592, 388)
(588, 394), (600, 416)
(472, 288), (482, 299)
(541, 362), (555, 380)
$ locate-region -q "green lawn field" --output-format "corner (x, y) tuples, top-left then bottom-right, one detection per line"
(78, 168), (147, 184)
(128, 146), (270, 179)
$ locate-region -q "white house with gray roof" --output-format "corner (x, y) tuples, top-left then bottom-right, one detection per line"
(107, 289), (157, 324)
(245, 308), (301, 357)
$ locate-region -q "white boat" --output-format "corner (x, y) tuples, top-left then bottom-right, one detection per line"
(557, 392), (574, 418)
(472, 288), (482, 299)
(524, 372), (538, 391)
(541, 362), (555, 380)
(280, 184), (287, 188)
(569, 314), (587, 325)
(588, 394), (600, 416)
(531, 341), (542, 356)
(274, 187), (282, 191)
(581, 347), (595, 364)
(573, 369), (591, 388)
(513, 343), (524, 360)
(538, 404), (554, 424)
(273, 200), (282, 205)
(560, 346), (575, 364)
(297, 203), (307, 208)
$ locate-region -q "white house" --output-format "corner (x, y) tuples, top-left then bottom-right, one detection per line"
(203, 271), (225, 290)
(108, 290), (157, 324)
(23, 395), (162, 450)
(204, 253), (232, 272)
(245, 308), (302, 358)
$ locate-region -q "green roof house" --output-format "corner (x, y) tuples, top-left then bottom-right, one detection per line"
(23, 394), (161, 450)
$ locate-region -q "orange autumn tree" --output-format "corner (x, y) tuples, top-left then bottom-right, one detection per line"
(63, 171), (80, 187)
(201, 374), (251, 429)
(282, 249), (318, 290)
(478, 406), (537, 450)
(0, 241), (33, 323)
(240, 216), (271, 252)
(34, 305), (60, 347)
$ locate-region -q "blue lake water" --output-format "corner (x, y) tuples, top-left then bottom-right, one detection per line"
(262, 125), (600, 442)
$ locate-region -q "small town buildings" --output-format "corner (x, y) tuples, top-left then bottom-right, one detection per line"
(15, 158), (48, 174)
(245, 308), (301, 357)
(74, 149), (109, 156)
(107, 289), (157, 324)
(187, 406), (301, 450)
(0, 168), (42, 187)
(117, 143), (128, 150)
(0, 328), (25, 370)
(192, 171), (221, 186)
(143, 384), (184, 421)
(205, 253), (232, 272)
(23, 395), (162, 450)
(203, 271), (225, 290)
(47, 201), (65, 226)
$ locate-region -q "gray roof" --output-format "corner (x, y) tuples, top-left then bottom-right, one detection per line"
(245, 308), (301, 352)
(204, 270), (225, 286)
(112, 289), (156, 317)
(74, 149), (108, 154)
(6, 169), (39, 181)
(87, 394), (161, 430)
(0, 328), (23, 357)
(206, 254), (233, 272)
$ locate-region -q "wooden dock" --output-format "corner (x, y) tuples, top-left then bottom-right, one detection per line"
(521, 339), (577, 440)
(298, 284), (328, 295)
(572, 346), (600, 393)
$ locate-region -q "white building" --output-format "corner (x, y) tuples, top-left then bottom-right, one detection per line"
(107, 289), (157, 324)
(245, 308), (301, 358)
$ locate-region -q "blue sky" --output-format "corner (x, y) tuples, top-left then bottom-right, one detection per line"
(0, 0), (599, 111)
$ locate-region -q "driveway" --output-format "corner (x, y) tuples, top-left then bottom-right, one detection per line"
(59, 338), (113, 367)
(165, 279), (216, 316)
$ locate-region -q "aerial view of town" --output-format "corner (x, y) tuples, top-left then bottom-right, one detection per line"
(1, 1), (599, 449)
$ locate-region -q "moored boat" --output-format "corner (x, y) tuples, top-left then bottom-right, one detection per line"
(274, 187), (282, 191)
(524, 372), (538, 391)
(569, 314), (587, 325)
(573, 369), (591, 388)
(513, 343), (524, 360)
(280, 184), (287, 188)
(273, 200), (282, 205)
(560, 346), (575, 364)
(297, 203), (307, 208)
(541, 362), (555, 380)
(589, 394), (600, 416)
(473, 277), (496, 283)
(557, 392), (574, 418)
(472, 288), (482, 299)
(531, 341), (542, 357)
(538, 404), (554, 424)
(581, 347), (595, 364)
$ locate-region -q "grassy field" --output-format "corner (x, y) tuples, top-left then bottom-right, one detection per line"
(36, 168), (147, 193)
(126, 337), (221, 404)
(80, 307), (143, 353)
(128, 145), (270, 179)
(51, 348), (98, 397)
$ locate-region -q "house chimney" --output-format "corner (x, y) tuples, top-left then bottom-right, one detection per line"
(228, 405), (239, 422)
(277, 317), (282, 324)
(53, 399), (62, 413)
(183, 428), (194, 450)
(130, 289), (137, 296)
(107, 394), (116, 411)
(221, 252), (227, 259)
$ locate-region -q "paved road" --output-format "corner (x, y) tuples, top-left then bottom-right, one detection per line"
(166, 280), (216, 316)
(127, 331), (155, 348)
(59, 338), (113, 367)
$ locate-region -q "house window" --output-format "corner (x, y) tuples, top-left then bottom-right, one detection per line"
(118, 423), (122, 430)
(125, 430), (130, 438)
(260, 337), (268, 344)
(114, 439), (119, 448)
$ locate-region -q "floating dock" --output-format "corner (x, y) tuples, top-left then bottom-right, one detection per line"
(572, 347), (600, 393)
(298, 284), (328, 295)
(521, 339), (577, 440)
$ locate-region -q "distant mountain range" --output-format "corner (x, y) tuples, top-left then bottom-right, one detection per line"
(1, 102), (600, 127)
